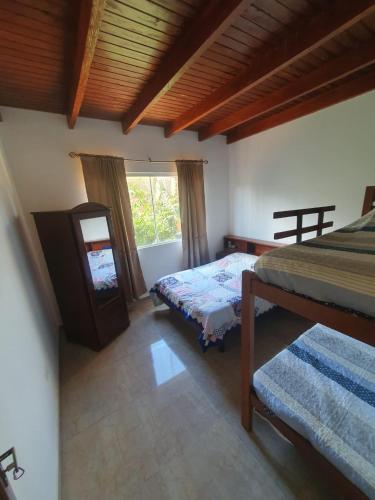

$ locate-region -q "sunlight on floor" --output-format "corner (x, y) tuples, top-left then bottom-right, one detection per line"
(150, 339), (186, 385)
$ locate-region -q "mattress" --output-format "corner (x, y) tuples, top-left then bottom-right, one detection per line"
(87, 249), (118, 291)
(150, 252), (273, 347)
(255, 209), (375, 317)
(254, 324), (375, 498)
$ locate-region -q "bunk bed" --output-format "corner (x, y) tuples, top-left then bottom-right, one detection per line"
(241, 186), (375, 499)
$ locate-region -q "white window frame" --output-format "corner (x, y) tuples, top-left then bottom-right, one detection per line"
(127, 172), (182, 250)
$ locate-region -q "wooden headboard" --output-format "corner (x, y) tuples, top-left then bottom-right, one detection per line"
(362, 186), (375, 215)
(273, 205), (335, 243)
(273, 186), (374, 243)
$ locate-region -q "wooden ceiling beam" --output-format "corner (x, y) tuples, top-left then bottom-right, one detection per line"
(226, 68), (375, 144)
(67, 0), (106, 129)
(121, 0), (250, 134)
(165, 0), (375, 138)
(199, 38), (375, 141)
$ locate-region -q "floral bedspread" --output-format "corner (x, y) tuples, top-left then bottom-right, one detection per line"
(150, 252), (274, 346)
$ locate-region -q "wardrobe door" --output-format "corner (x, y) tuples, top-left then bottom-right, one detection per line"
(71, 206), (129, 348)
(33, 211), (97, 347)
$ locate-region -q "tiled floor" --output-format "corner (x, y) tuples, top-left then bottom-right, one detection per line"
(60, 299), (335, 500)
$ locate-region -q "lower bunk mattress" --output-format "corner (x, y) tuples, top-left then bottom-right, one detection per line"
(254, 324), (375, 498)
(150, 252), (273, 347)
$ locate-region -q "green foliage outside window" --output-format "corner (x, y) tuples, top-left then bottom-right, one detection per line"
(127, 176), (181, 247)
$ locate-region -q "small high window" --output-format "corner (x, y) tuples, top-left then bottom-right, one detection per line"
(128, 175), (181, 248)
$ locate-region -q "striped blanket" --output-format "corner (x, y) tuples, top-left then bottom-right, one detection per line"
(255, 209), (375, 317)
(254, 324), (375, 498)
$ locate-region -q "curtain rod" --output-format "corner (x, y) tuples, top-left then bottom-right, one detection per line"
(69, 152), (208, 164)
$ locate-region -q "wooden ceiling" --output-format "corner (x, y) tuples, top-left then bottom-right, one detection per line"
(1, 0), (375, 143)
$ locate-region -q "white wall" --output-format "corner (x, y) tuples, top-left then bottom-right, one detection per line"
(0, 107), (229, 293)
(0, 138), (59, 500)
(228, 90), (375, 244)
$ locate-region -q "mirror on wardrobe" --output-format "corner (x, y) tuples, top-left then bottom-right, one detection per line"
(80, 216), (119, 305)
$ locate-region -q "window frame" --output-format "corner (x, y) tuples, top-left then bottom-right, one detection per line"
(127, 171), (182, 250)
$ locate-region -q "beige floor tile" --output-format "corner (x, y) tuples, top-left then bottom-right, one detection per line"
(60, 298), (334, 500)
(61, 416), (125, 500)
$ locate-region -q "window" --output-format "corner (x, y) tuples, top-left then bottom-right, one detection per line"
(128, 175), (181, 248)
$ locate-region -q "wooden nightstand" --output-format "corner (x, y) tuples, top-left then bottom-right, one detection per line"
(216, 235), (283, 260)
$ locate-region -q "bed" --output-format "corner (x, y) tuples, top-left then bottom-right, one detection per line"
(150, 252), (274, 349)
(87, 249), (118, 291)
(241, 186), (375, 498)
(254, 324), (375, 498)
(255, 206), (375, 318)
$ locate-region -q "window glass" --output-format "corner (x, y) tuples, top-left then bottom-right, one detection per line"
(127, 176), (155, 247)
(128, 175), (181, 247)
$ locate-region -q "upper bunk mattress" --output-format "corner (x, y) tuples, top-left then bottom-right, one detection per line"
(255, 209), (375, 318)
(150, 252), (273, 347)
(253, 324), (375, 498)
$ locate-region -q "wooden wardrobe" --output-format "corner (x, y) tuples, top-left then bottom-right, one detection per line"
(33, 202), (129, 350)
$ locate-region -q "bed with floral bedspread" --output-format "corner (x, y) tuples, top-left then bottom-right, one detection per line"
(150, 252), (273, 348)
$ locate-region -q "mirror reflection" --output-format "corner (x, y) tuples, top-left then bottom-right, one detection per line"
(80, 217), (119, 304)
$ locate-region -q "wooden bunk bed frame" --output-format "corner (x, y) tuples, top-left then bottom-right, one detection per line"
(241, 186), (375, 499)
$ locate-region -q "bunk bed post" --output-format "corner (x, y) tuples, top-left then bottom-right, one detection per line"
(362, 185), (375, 215)
(241, 270), (255, 431)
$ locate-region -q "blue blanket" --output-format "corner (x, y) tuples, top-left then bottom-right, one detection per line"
(254, 324), (375, 498)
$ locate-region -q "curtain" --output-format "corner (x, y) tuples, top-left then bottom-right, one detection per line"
(81, 155), (146, 301)
(176, 160), (209, 269)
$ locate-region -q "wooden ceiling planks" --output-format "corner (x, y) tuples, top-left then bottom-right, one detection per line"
(120, 0), (250, 134)
(178, 28), (375, 130)
(68, 0), (109, 129)
(203, 11), (375, 140)
(164, 0), (375, 137)
(1, 0), (375, 139)
(0, 0), (69, 114)
(199, 38), (375, 140)
(226, 65), (375, 143)
(80, 0), (203, 123)
(143, 0), (293, 126)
